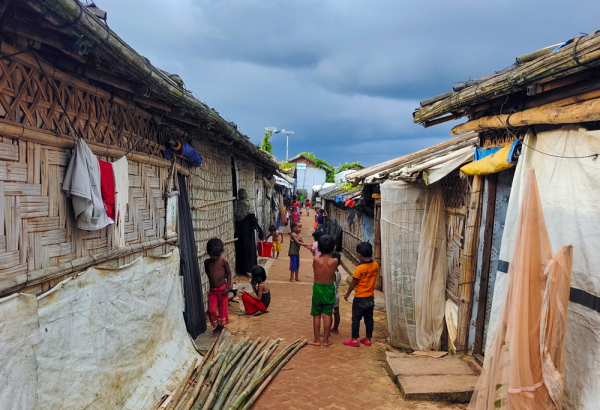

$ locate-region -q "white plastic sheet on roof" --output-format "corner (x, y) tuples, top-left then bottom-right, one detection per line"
(0, 249), (201, 410)
(485, 126), (600, 410)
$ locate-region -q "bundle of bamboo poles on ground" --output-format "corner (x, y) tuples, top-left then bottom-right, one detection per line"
(156, 334), (307, 410)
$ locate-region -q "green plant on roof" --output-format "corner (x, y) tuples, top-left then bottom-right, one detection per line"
(261, 130), (274, 154)
(279, 161), (294, 171)
(336, 161), (363, 174)
(339, 182), (360, 192)
(298, 152), (335, 182)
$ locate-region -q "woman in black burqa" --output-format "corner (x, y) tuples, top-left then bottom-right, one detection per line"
(234, 188), (263, 276)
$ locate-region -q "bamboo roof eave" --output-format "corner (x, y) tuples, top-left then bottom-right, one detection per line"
(19, 0), (278, 170)
(347, 132), (478, 185)
(414, 31), (600, 124)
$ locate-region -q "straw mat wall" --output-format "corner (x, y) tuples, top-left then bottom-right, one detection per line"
(0, 57), (180, 296)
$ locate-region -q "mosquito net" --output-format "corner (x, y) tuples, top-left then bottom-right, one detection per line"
(469, 168), (572, 410)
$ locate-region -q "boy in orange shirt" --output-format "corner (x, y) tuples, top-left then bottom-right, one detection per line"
(343, 242), (379, 347)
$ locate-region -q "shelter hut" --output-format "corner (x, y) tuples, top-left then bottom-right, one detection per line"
(348, 133), (479, 350)
(288, 153), (333, 198)
(0, 1), (278, 408)
(412, 34), (600, 409)
(319, 185), (365, 274)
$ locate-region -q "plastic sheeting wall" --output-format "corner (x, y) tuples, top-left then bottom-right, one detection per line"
(0, 249), (200, 410)
(485, 127), (600, 409)
(297, 167), (326, 198)
(381, 180), (426, 349)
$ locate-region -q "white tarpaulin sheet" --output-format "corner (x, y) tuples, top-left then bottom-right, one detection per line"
(485, 127), (600, 409)
(387, 145), (475, 184)
(0, 249), (201, 410)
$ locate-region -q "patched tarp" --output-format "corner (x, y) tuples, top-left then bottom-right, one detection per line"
(0, 249), (201, 410)
(485, 126), (600, 410)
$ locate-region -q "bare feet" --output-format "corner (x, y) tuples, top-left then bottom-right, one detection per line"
(289, 278), (295, 282)
(323, 341), (333, 346)
(331, 329), (339, 333)
(295, 279), (301, 282)
(307, 340), (321, 346)
(211, 326), (223, 338)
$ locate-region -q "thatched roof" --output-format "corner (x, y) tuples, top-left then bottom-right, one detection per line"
(348, 133), (478, 185)
(413, 32), (600, 129)
(14, 0), (277, 169)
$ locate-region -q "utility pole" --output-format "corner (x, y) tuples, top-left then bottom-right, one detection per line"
(282, 129), (294, 161)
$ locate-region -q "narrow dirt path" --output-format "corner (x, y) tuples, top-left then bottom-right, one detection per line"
(226, 214), (465, 410)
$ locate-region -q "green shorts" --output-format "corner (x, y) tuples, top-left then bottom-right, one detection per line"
(311, 283), (336, 316)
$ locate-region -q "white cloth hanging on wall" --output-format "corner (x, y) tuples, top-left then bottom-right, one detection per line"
(62, 139), (111, 231)
(112, 156), (129, 248)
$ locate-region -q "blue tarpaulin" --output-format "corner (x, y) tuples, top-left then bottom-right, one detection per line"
(166, 141), (203, 167)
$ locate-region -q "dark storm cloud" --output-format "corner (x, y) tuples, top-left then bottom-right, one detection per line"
(99, 0), (598, 166)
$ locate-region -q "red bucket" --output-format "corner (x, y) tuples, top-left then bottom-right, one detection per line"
(258, 241), (273, 257)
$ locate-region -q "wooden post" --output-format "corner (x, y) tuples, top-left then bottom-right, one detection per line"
(472, 174), (498, 356)
(374, 197), (383, 292)
(455, 175), (484, 354)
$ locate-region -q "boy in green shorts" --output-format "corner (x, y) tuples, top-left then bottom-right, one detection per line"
(307, 235), (338, 347)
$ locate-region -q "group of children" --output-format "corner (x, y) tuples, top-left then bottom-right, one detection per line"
(204, 202), (379, 346)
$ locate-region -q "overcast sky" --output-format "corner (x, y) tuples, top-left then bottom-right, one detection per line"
(98, 0), (597, 167)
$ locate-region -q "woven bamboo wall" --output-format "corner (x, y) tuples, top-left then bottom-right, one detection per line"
(440, 172), (468, 304)
(188, 142), (236, 303)
(0, 57), (184, 296)
(0, 135), (174, 295)
(326, 203), (363, 265)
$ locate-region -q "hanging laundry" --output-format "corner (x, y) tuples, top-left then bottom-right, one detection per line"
(98, 159), (116, 222)
(112, 156), (129, 248)
(63, 139), (111, 231)
(166, 140), (203, 166)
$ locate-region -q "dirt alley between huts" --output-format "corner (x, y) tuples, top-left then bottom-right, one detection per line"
(222, 214), (466, 410)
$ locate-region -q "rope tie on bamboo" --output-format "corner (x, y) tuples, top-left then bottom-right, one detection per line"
(60, 3), (84, 28)
(572, 34), (588, 67)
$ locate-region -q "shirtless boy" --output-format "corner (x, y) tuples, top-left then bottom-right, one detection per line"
(204, 238), (232, 337)
(308, 234), (338, 347)
(266, 225), (282, 258)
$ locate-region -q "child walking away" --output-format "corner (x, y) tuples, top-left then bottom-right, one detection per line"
(306, 200), (311, 216)
(310, 229), (324, 258)
(241, 265), (271, 316)
(266, 225), (282, 258)
(331, 251), (342, 333)
(316, 209), (327, 231)
(308, 235), (338, 346)
(344, 242), (379, 347)
(289, 221), (310, 282)
(203, 238), (232, 337)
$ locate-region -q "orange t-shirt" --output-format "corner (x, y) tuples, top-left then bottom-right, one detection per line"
(352, 261), (379, 298)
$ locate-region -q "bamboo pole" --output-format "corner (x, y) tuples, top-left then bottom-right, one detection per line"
(177, 355), (217, 410)
(212, 338), (262, 410)
(0, 237), (177, 296)
(166, 359), (198, 410)
(227, 340), (303, 410)
(414, 31), (600, 123)
(0, 119), (189, 175)
(225, 339), (277, 409)
(455, 176), (483, 353)
(202, 339), (251, 410)
(192, 347), (230, 410)
(240, 341), (307, 410)
(451, 95), (600, 135)
(194, 197), (237, 210)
